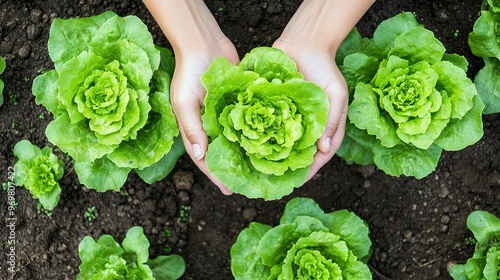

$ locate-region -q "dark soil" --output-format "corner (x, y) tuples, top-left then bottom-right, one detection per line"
(1, 0), (499, 279)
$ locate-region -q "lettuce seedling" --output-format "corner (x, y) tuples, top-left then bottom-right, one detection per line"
(468, 1), (500, 114)
(450, 211), (500, 280)
(231, 197), (372, 279)
(32, 11), (184, 191)
(13, 140), (64, 211)
(78, 226), (185, 280)
(336, 12), (484, 179)
(0, 55), (5, 107)
(201, 47), (328, 200)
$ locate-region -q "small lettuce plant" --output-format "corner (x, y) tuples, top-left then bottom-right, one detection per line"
(0, 55), (5, 107)
(230, 197), (372, 279)
(33, 11), (184, 192)
(201, 47), (328, 200)
(449, 210), (500, 280)
(468, 0), (500, 114)
(336, 12), (484, 179)
(78, 226), (185, 280)
(13, 139), (64, 210)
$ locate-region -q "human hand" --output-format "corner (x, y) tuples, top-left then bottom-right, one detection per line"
(272, 41), (349, 181)
(170, 38), (239, 195)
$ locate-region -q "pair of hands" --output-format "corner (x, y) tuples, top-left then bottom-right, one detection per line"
(170, 36), (349, 195)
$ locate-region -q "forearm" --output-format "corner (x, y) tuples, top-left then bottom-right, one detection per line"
(142, 0), (227, 57)
(277, 0), (375, 55)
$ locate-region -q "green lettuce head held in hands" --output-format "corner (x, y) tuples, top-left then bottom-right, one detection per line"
(201, 47), (329, 200)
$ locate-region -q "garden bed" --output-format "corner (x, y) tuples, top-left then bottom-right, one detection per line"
(0, 0), (499, 279)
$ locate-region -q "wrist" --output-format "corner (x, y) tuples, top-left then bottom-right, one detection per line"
(143, 0), (228, 57)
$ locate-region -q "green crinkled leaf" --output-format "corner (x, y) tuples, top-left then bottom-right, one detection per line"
(205, 136), (309, 200)
(74, 156), (131, 192)
(240, 47), (303, 82)
(135, 136), (185, 184)
(148, 255), (186, 280)
(336, 27), (371, 66)
(48, 11), (116, 72)
(474, 57), (500, 114)
(32, 70), (66, 117)
(336, 122), (376, 166)
(389, 27), (446, 65)
(364, 12), (422, 58)
(434, 95), (484, 151)
(468, 10), (500, 61)
(349, 83), (402, 148)
(372, 143), (442, 179)
(230, 222), (273, 280)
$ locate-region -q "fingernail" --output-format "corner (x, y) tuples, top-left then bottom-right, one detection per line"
(324, 137), (331, 153)
(192, 143), (203, 160)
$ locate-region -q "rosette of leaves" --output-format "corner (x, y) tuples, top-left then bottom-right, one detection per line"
(13, 140), (64, 210)
(77, 226), (185, 280)
(449, 211), (500, 280)
(468, 0), (500, 114)
(0, 55), (5, 107)
(32, 11), (184, 191)
(230, 197), (372, 279)
(201, 47), (328, 200)
(336, 12), (484, 179)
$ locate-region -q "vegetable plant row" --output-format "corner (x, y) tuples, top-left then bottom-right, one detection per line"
(3, 6), (499, 279)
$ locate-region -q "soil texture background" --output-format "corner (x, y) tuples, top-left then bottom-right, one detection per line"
(0, 0), (499, 279)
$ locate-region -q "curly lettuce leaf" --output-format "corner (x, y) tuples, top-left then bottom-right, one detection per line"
(474, 57), (500, 114)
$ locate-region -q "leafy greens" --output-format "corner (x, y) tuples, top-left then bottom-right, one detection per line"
(201, 47), (328, 200)
(336, 12), (484, 179)
(13, 139), (64, 210)
(230, 197), (372, 279)
(77, 226), (185, 280)
(32, 11), (184, 191)
(449, 211), (500, 280)
(468, 1), (500, 114)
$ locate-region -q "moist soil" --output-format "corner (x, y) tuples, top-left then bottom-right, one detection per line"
(0, 0), (499, 279)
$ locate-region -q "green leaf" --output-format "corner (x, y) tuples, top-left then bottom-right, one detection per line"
(205, 136), (309, 200)
(74, 156), (131, 192)
(135, 136), (185, 184)
(434, 94), (484, 151)
(467, 211), (500, 244)
(46, 113), (118, 162)
(32, 70), (65, 116)
(468, 11), (500, 60)
(372, 143), (442, 179)
(365, 12), (422, 58)
(230, 222), (272, 280)
(474, 57), (500, 114)
(336, 27), (371, 66)
(48, 11), (116, 72)
(122, 226), (150, 265)
(389, 27), (446, 65)
(148, 255), (186, 280)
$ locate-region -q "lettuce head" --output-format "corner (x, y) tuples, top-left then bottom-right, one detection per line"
(32, 11), (184, 191)
(336, 12), (484, 179)
(230, 197), (372, 279)
(201, 47), (328, 200)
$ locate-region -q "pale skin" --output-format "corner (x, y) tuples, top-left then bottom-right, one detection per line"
(142, 0), (375, 195)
